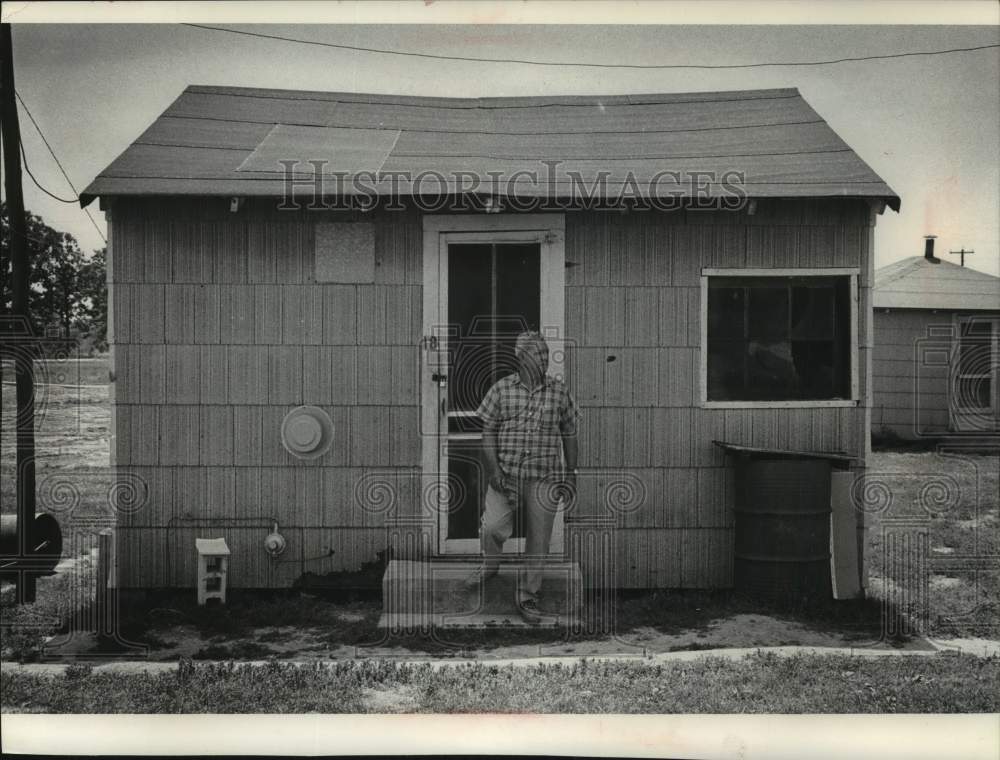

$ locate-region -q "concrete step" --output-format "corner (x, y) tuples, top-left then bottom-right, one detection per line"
(379, 559), (583, 628)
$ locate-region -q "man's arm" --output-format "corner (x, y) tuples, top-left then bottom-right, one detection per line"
(559, 386), (579, 501)
(561, 432), (578, 472)
(482, 427), (503, 492)
(560, 431), (578, 502)
(477, 384), (504, 492)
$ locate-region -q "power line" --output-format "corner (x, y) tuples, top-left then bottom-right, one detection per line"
(182, 23), (1000, 70)
(14, 90), (106, 244)
(14, 93), (82, 198)
(19, 138), (79, 204)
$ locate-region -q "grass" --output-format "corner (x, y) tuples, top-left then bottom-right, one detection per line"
(2, 653), (998, 713)
(414, 653), (1000, 713)
(0, 548), (100, 662)
(1, 359), (114, 661)
(1, 359), (114, 534)
(1, 659), (368, 713)
(864, 451), (1000, 638)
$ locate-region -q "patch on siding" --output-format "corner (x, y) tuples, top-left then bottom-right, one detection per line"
(236, 124), (400, 175)
(315, 223), (375, 283)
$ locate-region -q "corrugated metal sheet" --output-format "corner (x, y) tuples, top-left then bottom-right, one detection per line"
(874, 256), (1000, 311)
(82, 85), (899, 209)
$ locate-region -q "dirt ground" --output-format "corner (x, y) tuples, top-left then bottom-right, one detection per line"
(148, 611), (932, 660)
(32, 594), (938, 663)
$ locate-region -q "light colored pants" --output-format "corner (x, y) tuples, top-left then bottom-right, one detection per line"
(480, 478), (559, 603)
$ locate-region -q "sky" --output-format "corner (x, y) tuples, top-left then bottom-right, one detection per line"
(3, 11), (999, 276)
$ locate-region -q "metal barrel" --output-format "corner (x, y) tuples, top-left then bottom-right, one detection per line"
(0, 513), (64, 576)
(733, 458), (832, 598)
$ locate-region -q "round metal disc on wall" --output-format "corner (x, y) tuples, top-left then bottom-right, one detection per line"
(280, 406), (334, 460)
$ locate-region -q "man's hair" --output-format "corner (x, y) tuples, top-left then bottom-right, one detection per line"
(515, 331), (548, 356)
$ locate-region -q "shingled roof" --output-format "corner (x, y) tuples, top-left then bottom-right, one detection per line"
(81, 84), (900, 209)
(874, 256), (1000, 311)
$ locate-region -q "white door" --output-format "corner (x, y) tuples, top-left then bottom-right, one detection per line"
(421, 215), (566, 555)
(951, 315), (1000, 433)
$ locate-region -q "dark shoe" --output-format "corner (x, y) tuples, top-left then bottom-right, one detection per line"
(462, 565), (498, 589)
(518, 598), (543, 624)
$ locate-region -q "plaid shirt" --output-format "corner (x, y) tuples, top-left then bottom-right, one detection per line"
(476, 372), (578, 484)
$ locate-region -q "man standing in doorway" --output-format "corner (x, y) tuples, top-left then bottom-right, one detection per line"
(464, 331), (579, 623)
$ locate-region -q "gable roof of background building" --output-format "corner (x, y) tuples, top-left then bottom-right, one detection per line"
(874, 256), (1000, 311)
(81, 85), (900, 209)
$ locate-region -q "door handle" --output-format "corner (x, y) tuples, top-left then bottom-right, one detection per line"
(432, 373), (448, 385)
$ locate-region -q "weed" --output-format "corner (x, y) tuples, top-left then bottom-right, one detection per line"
(0, 605), (61, 662)
(667, 642), (724, 652)
(64, 662), (94, 680)
(192, 641), (279, 660)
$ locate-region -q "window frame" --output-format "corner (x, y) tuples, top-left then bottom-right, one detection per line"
(699, 267), (860, 408)
(949, 313), (1000, 431)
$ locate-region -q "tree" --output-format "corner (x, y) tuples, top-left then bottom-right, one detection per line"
(78, 247), (107, 351)
(1, 202), (104, 345)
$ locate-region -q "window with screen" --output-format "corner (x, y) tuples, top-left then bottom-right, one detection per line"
(706, 275), (852, 402)
(954, 317), (997, 411)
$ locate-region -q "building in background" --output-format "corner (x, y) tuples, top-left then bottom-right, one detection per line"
(873, 236), (1000, 441)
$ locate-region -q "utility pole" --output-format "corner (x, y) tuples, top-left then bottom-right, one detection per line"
(1, 23), (38, 603)
(948, 248), (975, 267)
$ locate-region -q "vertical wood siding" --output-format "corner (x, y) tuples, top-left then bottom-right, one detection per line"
(112, 197), (872, 589)
(112, 200), (422, 587)
(872, 310), (952, 438)
(564, 199), (871, 589)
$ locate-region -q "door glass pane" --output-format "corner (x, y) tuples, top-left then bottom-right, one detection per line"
(446, 243), (541, 412)
(447, 244), (492, 413)
(495, 243), (541, 381)
(444, 242), (539, 544)
(446, 440), (486, 540)
(446, 438), (527, 539)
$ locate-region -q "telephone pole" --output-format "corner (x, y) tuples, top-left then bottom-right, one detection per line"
(1, 23), (38, 603)
(948, 248), (975, 267)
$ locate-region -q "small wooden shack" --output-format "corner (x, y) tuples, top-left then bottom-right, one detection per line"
(873, 237), (1000, 439)
(82, 85), (899, 596)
